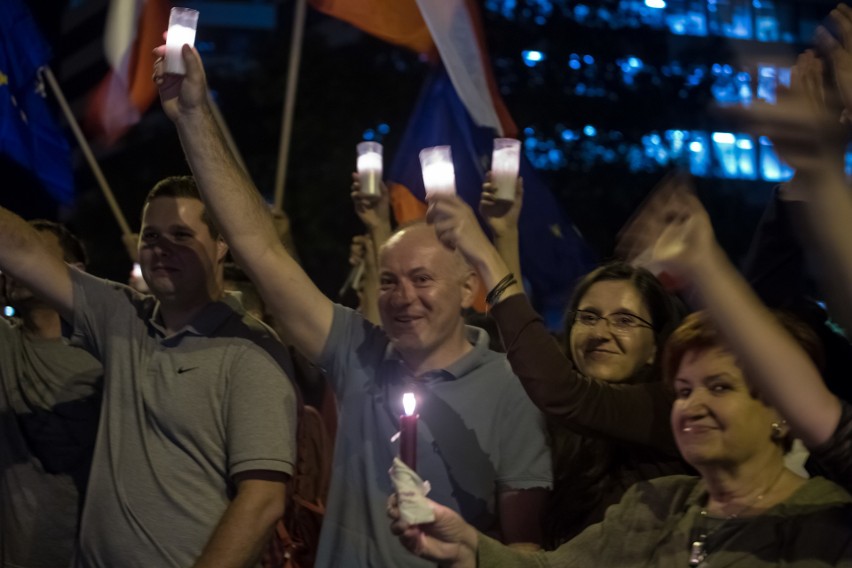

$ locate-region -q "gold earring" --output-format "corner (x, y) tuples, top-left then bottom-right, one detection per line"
(771, 420), (787, 439)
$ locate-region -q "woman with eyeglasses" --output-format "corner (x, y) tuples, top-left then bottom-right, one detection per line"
(388, 310), (852, 568)
(543, 262), (689, 544)
(429, 188), (689, 546)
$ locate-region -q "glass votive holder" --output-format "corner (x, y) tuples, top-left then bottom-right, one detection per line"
(356, 142), (383, 199)
(419, 146), (456, 197)
(490, 138), (521, 202)
(165, 7), (200, 75)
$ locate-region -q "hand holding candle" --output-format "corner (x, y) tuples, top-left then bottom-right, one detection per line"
(420, 146), (456, 197)
(400, 392), (418, 470)
(165, 7), (200, 75)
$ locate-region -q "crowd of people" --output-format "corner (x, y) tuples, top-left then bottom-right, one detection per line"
(4, 3), (852, 568)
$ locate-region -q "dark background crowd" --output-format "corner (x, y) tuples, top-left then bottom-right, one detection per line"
(2, 0), (838, 305)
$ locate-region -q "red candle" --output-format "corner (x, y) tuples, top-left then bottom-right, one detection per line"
(399, 392), (418, 469)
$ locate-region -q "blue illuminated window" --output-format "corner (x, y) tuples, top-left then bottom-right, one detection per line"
(522, 50), (546, 67)
(485, 0), (792, 43)
(688, 132), (711, 177)
(759, 136), (794, 182)
(3, 306), (14, 318)
(754, 0), (781, 41)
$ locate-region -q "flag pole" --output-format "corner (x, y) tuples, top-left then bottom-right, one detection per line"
(272, 0), (307, 211)
(40, 66), (133, 240)
(207, 92), (249, 174)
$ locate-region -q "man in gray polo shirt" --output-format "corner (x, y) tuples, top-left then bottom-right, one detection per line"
(0, 178), (297, 567)
(0, 221), (102, 567)
(155, 44), (552, 567)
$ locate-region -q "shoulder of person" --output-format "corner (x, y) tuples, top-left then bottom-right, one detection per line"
(629, 475), (703, 510)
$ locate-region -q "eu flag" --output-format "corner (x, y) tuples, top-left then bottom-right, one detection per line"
(0, 0), (74, 205)
(387, 67), (597, 327)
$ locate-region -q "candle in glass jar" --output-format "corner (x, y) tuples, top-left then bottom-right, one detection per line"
(165, 8), (200, 75)
(356, 142), (383, 198)
(399, 392), (418, 469)
(419, 146), (456, 197)
(490, 138), (521, 202)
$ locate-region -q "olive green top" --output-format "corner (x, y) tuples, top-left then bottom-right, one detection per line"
(478, 474), (852, 567)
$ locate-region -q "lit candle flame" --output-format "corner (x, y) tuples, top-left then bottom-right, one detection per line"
(402, 392), (416, 416)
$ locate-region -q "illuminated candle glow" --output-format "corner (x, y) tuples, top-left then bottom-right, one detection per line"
(419, 146), (456, 197)
(356, 142), (383, 198)
(490, 138), (521, 202)
(399, 392), (418, 470)
(165, 8), (199, 75)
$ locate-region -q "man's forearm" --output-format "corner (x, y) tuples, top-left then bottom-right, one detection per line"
(0, 207), (74, 319)
(175, 106), (280, 254)
(193, 479), (286, 568)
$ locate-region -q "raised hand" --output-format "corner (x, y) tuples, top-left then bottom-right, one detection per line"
(729, 50), (845, 177)
(617, 175), (717, 291)
(479, 172), (524, 238)
(816, 4), (852, 123)
(152, 42), (209, 123)
(350, 172), (391, 234)
(426, 195), (494, 268)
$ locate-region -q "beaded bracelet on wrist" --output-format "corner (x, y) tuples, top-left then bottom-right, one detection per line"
(485, 273), (518, 308)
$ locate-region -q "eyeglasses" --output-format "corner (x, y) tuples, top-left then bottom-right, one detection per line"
(572, 310), (654, 334)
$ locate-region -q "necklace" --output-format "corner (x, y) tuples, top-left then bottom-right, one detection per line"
(688, 468), (787, 567)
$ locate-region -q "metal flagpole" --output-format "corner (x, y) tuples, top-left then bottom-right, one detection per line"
(41, 66), (133, 239)
(272, 0), (308, 211)
(207, 92), (249, 174)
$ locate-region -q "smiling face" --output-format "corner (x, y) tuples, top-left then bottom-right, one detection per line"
(568, 279), (657, 382)
(138, 196), (226, 305)
(377, 224), (476, 370)
(671, 347), (783, 471)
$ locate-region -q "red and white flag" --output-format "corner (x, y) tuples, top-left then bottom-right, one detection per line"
(85, 0), (170, 145)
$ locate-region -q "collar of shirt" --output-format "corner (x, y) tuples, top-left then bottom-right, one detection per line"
(148, 292), (244, 339)
(383, 325), (491, 384)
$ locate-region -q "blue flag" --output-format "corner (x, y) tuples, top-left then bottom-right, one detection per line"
(0, 0), (74, 204)
(387, 66), (597, 328)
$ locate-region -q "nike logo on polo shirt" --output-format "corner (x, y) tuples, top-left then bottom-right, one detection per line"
(177, 367), (199, 374)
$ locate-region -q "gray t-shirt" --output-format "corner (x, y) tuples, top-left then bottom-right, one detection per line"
(315, 305), (552, 568)
(0, 316), (102, 568)
(67, 269), (297, 568)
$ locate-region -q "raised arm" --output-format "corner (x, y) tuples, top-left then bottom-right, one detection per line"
(623, 183), (841, 448)
(350, 173), (391, 324)
(154, 45), (332, 362)
(479, 172), (524, 282)
(427, 196), (678, 453)
(0, 207), (73, 322)
(796, 21), (852, 335)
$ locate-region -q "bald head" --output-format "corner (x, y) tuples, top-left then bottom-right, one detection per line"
(376, 220), (479, 371)
(380, 222), (473, 281)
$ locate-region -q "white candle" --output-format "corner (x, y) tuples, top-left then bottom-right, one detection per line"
(165, 8), (199, 75)
(419, 146), (456, 197)
(491, 138), (521, 202)
(356, 142), (383, 198)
